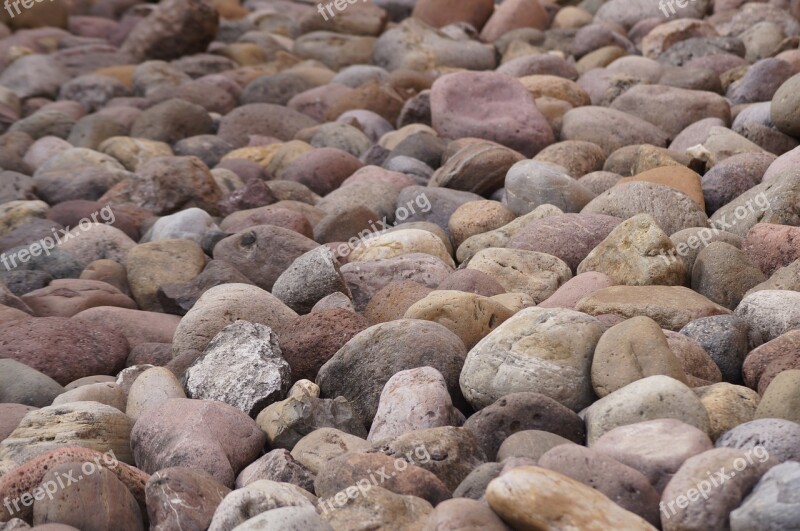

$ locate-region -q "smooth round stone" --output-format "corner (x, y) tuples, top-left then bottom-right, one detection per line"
(505, 160), (595, 215)
(715, 418), (800, 463)
(404, 290), (513, 349)
(743, 330), (800, 394)
(436, 269), (505, 298)
(217, 103), (318, 148)
(126, 366), (186, 421)
(560, 106), (670, 156)
(412, 0), (493, 29)
(126, 239), (206, 312)
(430, 71), (553, 158)
(423, 498), (509, 531)
(145, 467), (231, 531)
(0, 403), (36, 441)
(461, 307), (603, 411)
(755, 369), (800, 424)
(664, 331), (722, 387)
(21, 279), (136, 317)
(349, 229), (454, 267)
(538, 272), (614, 309)
(235, 448), (314, 491)
(364, 280), (433, 324)
(533, 140), (604, 178)
(693, 383), (760, 441)
(735, 290), (800, 347)
(316, 319), (467, 425)
(98, 136), (173, 172)
(583, 375), (712, 445)
(290, 428), (370, 475)
(51, 381), (126, 411)
(129, 98), (213, 144)
(591, 316), (688, 398)
(486, 466), (655, 530)
(763, 145), (800, 181)
(592, 418), (713, 493)
(660, 448), (775, 531)
(0, 358), (64, 407)
(771, 73), (800, 138)
(496, 430), (576, 462)
(73, 307), (180, 349)
(733, 102), (799, 156)
(466, 248), (571, 303)
(538, 444), (661, 526)
(430, 140), (524, 195)
(142, 208), (217, 243)
(742, 223), (800, 277)
(701, 153), (775, 214)
(272, 246), (349, 314)
(731, 461), (800, 531)
(207, 479), (317, 530)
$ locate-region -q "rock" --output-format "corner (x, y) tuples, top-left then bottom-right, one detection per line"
(743, 330), (800, 394)
(539, 444), (661, 526)
(592, 419), (713, 493)
(126, 367), (186, 421)
(431, 142), (524, 196)
(423, 498), (510, 531)
(742, 223), (800, 277)
(100, 137), (173, 172)
(217, 104), (317, 148)
(272, 246), (350, 314)
(538, 272), (615, 309)
(0, 359), (64, 407)
(231, 506), (332, 531)
(32, 462), (144, 530)
(436, 269), (505, 298)
(505, 160), (595, 215)
(692, 242), (766, 310)
(576, 285), (731, 331)
(461, 307), (602, 411)
(486, 466), (656, 530)
(350, 229), (454, 267)
(316, 319), (467, 425)
(0, 401), (133, 466)
(280, 147), (363, 197)
(131, 398), (266, 486)
(403, 290), (513, 349)
(716, 418), (800, 464)
(592, 316), (688, 398)
(430, 71), (553, 158)
(447, 200), (516, 248)
(664, 331), (722, 387)
(121, 0), (219, 61)
(236, 449), (315, 491)
(561, 106), (670, 156)
(578, 214), (685, 286)
(701, 153), (774, 214)
(146, 467), (230, 531)
(315, 451), (450, 505)
(730, 461), (800, 531)
(680, 314), (750, 383)
(157, 259), (254, 316)
(368, 367), (462, 442)
(372, 18), (495, 72)
(341, 253), (453, 312)
(694, 383), (760, 441)
(72, 307), (179, 349)
(256, 391), (367, 450)
(320, 485), (432, 530)
(735, 290), (800, 347)
(755, 370), (800, 424)
(466, 248), (571, 303)
(290, 428), (371, 475)
(185, 321), (290, 417)
(583, 375), (712, 444)
(0, 317), (128, 385)
(496, 430), (575, 462)
(126, 239), (206, 312)
(52, 381), (126, 411)
(660, 448), (775, 531)
(370, 426), (486, 491)
(208, 480), (317, 531)
(582, 181), (709, 236)
(0, 403), (35, 441)
(771, 72), (800, 138)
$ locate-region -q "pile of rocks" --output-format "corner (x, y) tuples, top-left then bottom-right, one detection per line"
(0, 0), (799, 529)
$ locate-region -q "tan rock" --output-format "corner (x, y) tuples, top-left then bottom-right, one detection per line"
(126, 239), (206, 312)
(693, 383), (760, 441)
(126, 367), (187, 421)
(467, 248), (571, 304)
(619, 166), (705, 209)
(448, 201), (516, 249)
(21, 279), (137, 317)
(350, 229), (455, 267)
(52, 382), (127, 412)
(519, 75), (591, 108)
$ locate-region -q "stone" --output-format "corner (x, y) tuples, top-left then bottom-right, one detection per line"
(52, 381), (126, 411)
(235, 449), (315, 491)
(592, 419), (713, 493)
(466, 248), (571, 304)
(350, 229), (454, 268)
(692, 242), (766, 310)
(217, 104), (317, 148)
(701, 153), (774, 214)
(131, 398), (266, 487)
(716, 418), (800, 464)
(561, 106), (670, 156)
(126, 239), (206, 312)
(272, 246), (350, 314)
(290, 428), (371, 475)
(231, 506), (332, 531)
(185, 321), (290, 417)
(461, 307), (602, 411)
(157, 260), (254, 316)
(143, 207), (217, 243)
(146, 467), (230, 531)
(582, 181), (709, 236)
(534, 140), (604, 178)
(208, 480), (317, 531)
(771, 72), (800, 138)
(32, 462), (144, 530)
(538, 272), (615, 309)
(592, 317), (688, 398)
(731, 461), (800, 531)
(126, 367), (186, 421)
(0, 401), (134, 466)
(320, 485), (431, 530)
(735, 290), (800, 347)
(505, 160), (595, 215)
(694, 383), (760, 441)
(403, 290), (513, 349)
(369, 367), (462, 442)
(583, 376), (712, 444)
(496, 430), (575, 462)
(447, 200), (516, 248)
(0, 404), (35, 441)
(578, 214), (685, 286)
(742, 223), (800, 277)
(370, 426), (486, 491)
(743, 330), (800, 394)
(431, 142), (524, 196)
(315, 451), (450, 506)
(576, 285), (731, 331)
(0, 359), (64, 407)
(755, 370), (800, 424)
(423, 498), (510, 531)
(486, 466), (656, 530)
(660, 448), (775, 531)
(664, 331), (722, 387)
(0, 317), (128, 385)
(316, 319), (467, 425)
(430, 71), (553, 158)
(121, 0), (219, 61)
(73, 307), (179, 349)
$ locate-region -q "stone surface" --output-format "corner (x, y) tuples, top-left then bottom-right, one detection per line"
(146, 467), (230, 531)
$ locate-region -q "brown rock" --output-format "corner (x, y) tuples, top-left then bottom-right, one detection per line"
(145, 467), (230, 531)
(481, 0), (549, 41)
(619, 166), (705, 209)
(21, 279), (136, 317)
(72, 307), (180, 348)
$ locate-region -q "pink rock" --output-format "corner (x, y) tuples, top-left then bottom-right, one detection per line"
(538, 272), (615, 309)
(22, 279), (137, 317)
(431, 71), (554, 158)
(480, 0), (549, 41)
(763, 144), (800, 181)
(742, 223), (800, 276)
(72, 306), (180, 348)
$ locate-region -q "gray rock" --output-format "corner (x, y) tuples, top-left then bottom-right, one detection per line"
(272, 246), (351, 314)
(505, 160), (595, 215)
(235, 449), (315, 491)
(208, 480), (317, 531)
(0, 359), (64, 407)
(735, 290), (800, 348)
(231, 507), (332, 531)
(680, 315), (750, 384)
(731, 461), (800, 531)
(184, 320), (292, 417)
(715, 418), (800, 463)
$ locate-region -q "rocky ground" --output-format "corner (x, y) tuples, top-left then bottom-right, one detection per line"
(0, 0), (799, 529)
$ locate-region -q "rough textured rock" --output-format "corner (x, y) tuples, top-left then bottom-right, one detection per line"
(146, 467), (230, 531)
